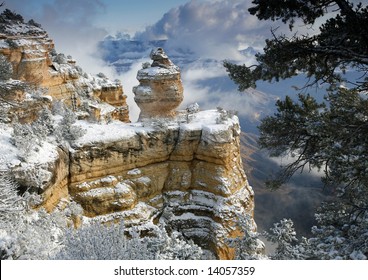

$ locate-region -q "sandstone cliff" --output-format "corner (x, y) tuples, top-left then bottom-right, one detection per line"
(68, 110), (254, 259)
(0, 12), (258, 259)
(0, 11), (129, 123)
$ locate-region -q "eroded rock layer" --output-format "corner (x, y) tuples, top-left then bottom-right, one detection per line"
(0, 14), (257, 259)
(0, 17), (129, 123)
(68, 110), (254, 259)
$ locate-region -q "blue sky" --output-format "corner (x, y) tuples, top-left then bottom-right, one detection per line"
(4, 1), (223, 69)
(6, 0), (203, 34)
(93, 0), (198, 33)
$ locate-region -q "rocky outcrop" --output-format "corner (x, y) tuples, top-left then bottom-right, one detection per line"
(0, 12), (129, 123)
(10, 145), (69, 212)
(68, 110), (254, 259)
(1, 12), (257, 259)
(133, 48), (184, 120)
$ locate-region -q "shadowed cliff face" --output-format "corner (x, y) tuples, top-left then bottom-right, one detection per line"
(240, 132), (330, 237)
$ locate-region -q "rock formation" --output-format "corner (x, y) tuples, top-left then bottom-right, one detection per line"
(68, 110), (254, 259)
(1, 12), (258, 259)
(133, 48), (184, 120)
(0, 12), (129, 123)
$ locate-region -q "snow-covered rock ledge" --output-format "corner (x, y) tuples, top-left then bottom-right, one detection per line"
(68, 109), (254, 259)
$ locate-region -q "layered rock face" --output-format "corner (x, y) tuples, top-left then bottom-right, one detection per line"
(69, 110), (254, 259)
(1, 12), (257, 259)
(0, 13), (129, 123)
(65, 49), (255, 259)
(133, 48), (184, 120)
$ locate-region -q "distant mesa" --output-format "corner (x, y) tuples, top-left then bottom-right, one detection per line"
(133, 47), (184, 121)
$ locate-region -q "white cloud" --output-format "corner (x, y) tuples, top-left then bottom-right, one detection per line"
(4, 0), (281, 123)
(135, 0), (273, 61)
(6, 0), (114, 76)
(118, 0), (281, 124)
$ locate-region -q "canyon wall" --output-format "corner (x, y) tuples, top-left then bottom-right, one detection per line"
(68, 111), (254, 259)
(0, 16), (129, 123)
(1, 14), (258, 259)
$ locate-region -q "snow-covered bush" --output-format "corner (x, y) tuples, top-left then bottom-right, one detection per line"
(55, 108), (86, 142)
(0, 55), (12, 81)
(28, 19), (41, 28)
(34, 108), (55, 136)
(227, 214), (266, 260)
(0, 171), (67, 260)
(53, 53), (68, 64)
(11, 112), (53, 160)
(55, 221), (150, 260)
(97, 72), (107, 79)
(0, 208), (66, 260)
(263, 218), (306, 260)
(301, 202), (368, 260)
(154, 229), (203, 260)
(0, 172), (24, 222)
(5, 39), (18, 49)
(0, 9), (24, 23)
(257, 208), (368, 260)
(54, 222), (203, 260)
(215, 107), (238, 124)
(142, 62), (151, 69)
(11, 123), (36, 159)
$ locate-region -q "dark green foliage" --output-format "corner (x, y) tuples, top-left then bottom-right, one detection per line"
(0, 9), (24, 23)
(259, 89), (368, 193)
(258, 94), (326, 188)
(28, 19), (41, 28)
(225, 1), (368, 190)
(225, 1), (368, 92)
(225, 1), (368, 259)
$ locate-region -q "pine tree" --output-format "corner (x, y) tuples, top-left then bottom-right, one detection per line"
(224, 1), (368, 92)
(224, 0), (368, 259)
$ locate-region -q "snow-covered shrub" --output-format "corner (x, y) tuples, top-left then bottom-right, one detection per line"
(11, 123), (36, 159)
(0, 208), (66, 260)
(11, 112), (54, 160)
(5, 39), (18, 49)
(27, 19), (41, 28)
(0, 9), (24, 23)
(97, 72), (106, 79)
(51, 100), (66, 115)
(301, 202), (368, 260)
(53, 53), (67, 64)
(0, 171), (68, 260)
(0, 55), (12, 81)
(263, 218), (305, 260)
(54, 221), (151, 260)
(54, 222), (203, 260)
(0, 105), (10, 123)
(227, 214), (266, 260)
(257, 205), (368, 260)
(0, 172), (24, 222)
(216, 107), (229, 124)
(55, 108), (86, 142)
(154, 229), (203, 260)
(34, 108), (55, 136)
(142, 62), (151, 69)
